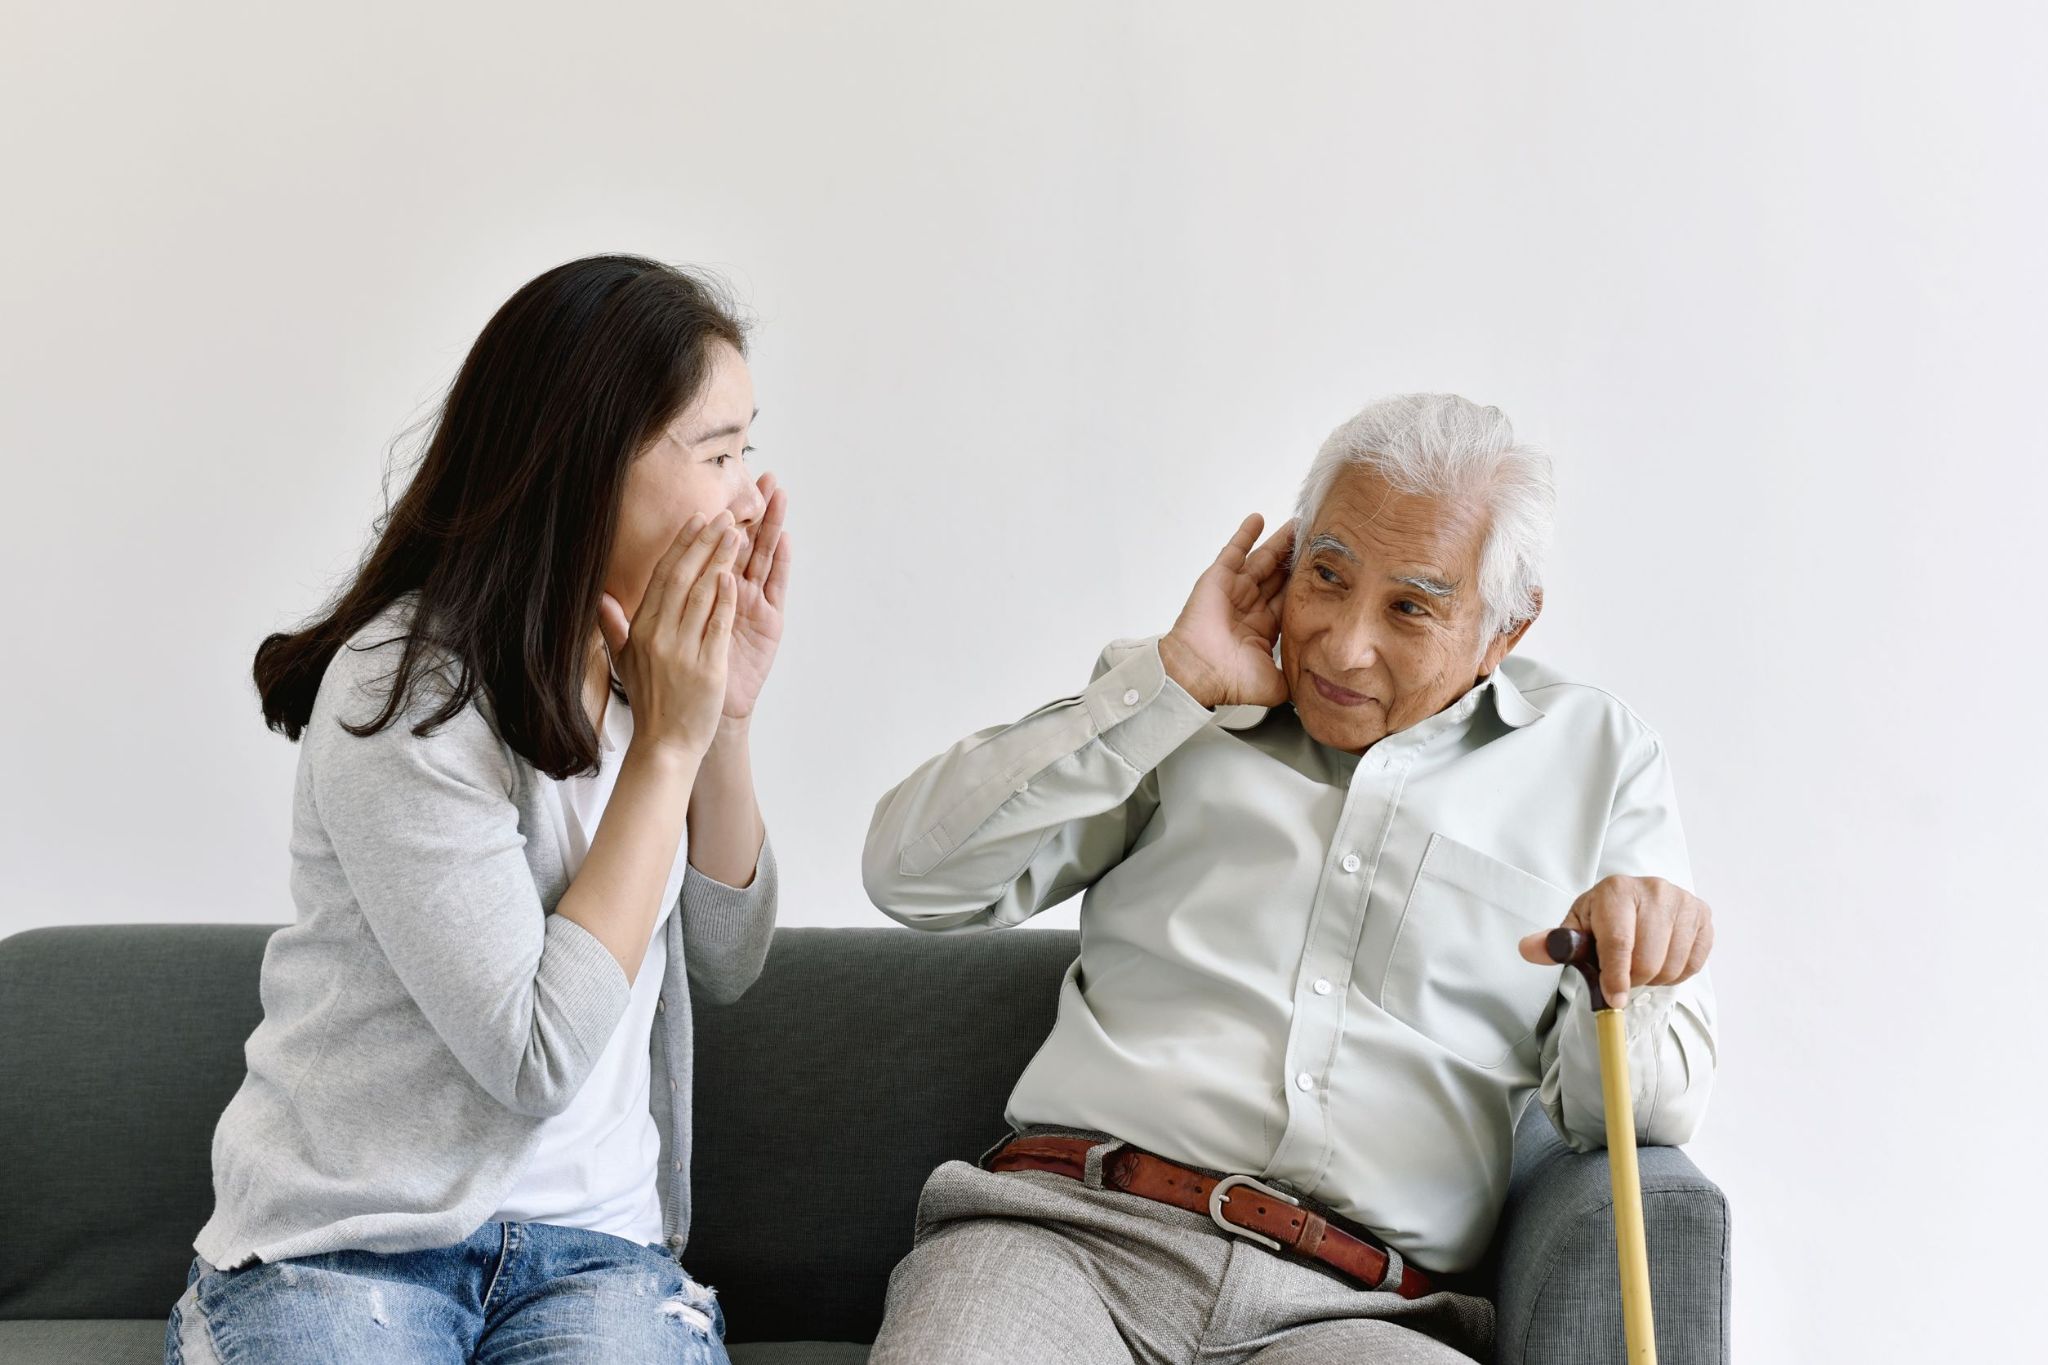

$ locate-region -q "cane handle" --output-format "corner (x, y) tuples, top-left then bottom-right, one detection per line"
(1543, 926), (1612, 1012)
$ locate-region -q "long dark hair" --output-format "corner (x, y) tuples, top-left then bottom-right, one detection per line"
(254, 254), (747, 779)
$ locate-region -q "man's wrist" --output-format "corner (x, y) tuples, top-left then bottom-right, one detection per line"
(1157, 632), (1217, 709)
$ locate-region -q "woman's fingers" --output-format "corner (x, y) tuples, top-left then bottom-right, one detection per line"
(639, 515), (708, 630)
(661, 513), (735, 630)
(745, 483), (787, 585)
(678, 525), (742, 639)
(764, 526), (791, 609)
(705, 570), (738, 659)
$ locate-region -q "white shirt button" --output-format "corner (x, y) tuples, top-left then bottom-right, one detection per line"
(1295, 1072), (1315, 1092)
(1122, 688), (1141, 706)
(656, 997), (666, 1013)
(1313, 978), (1333, 996)
(1340, 853), (1361, 873)
(672, 1158), (683, 1171)
(1015, 780), (1029, 794)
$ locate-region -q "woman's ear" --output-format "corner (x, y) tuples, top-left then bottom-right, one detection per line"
(598, 592), (632, 657)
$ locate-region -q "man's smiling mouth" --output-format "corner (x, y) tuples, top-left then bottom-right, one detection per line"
(1308, 671), (1376, 707)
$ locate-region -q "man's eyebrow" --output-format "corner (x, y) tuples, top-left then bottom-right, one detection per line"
(683, 408), (759, 445)
(1305, 535), (1457, 596)
(1393, 573), (1458, 598)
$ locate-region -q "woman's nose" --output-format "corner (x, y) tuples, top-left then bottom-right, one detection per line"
(730, 473), (767, 527)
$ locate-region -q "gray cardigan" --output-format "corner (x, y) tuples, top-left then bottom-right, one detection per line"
(194, 598), (778, 1270)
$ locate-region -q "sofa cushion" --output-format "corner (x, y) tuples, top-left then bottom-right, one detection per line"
(0, 1321), (868, 1365)
(0, 922), (1073, 1345)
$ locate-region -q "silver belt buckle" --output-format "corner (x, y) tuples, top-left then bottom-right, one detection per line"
(1207, 1172), (1301, 1253)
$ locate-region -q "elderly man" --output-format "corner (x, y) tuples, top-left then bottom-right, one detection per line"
(860, 394), (1717, 1364)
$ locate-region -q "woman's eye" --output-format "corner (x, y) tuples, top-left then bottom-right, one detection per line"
(712, 454), (732, 467)
(1315, 565), (1341, 585)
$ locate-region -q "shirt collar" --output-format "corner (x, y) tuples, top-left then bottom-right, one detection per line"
(1212, 663), (1546, 734)
(1484, 664), (1545, 729)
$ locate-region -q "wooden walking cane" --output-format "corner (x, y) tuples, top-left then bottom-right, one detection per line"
(1545, 927), (1657, 1365)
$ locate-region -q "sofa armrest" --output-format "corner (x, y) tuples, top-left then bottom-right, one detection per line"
(1493, 1105), (1731, 1365)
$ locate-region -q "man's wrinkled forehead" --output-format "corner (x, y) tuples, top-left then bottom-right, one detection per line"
(1306, 473), (1485, 582)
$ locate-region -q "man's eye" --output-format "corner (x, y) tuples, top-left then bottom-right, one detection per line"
(1394, 600), (1425, 616)
(1315, 565), (1341, 585)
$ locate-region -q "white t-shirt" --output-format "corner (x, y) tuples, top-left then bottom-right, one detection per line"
(489, 689), (683, 1244)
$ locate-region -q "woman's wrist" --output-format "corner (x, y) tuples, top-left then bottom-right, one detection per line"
(691, 717), (755, 817)
(624, 733), (707, 786)
(687, 714), (763, 883)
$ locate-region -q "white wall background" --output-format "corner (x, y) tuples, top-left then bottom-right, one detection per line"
(4, 2), (2041, 1358)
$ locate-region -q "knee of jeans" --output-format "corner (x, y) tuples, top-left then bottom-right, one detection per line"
(657, 1274), (722, 1339)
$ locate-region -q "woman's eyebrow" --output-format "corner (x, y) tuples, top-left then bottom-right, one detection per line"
(684, 408), (759, 444)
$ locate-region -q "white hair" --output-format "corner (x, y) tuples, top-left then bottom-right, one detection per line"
(1292, 393), (1555, 637)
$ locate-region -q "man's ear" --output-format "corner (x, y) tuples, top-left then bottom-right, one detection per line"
(1479, 587), (1542, 675)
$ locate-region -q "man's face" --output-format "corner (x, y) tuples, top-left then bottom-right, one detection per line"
(1280, 467), (1528, 753)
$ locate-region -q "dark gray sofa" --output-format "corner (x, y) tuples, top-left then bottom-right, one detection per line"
(0, 924), (1729, 1363)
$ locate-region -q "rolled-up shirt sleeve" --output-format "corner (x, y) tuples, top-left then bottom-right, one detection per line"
(1538, 727), (1719, 1151)
(862, 637), (1215, 933)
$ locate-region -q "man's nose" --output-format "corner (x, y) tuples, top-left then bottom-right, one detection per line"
(1323, 609), (1382, 672)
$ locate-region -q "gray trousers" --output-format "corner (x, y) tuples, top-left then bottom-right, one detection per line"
(870, 1160), (1494, 1365)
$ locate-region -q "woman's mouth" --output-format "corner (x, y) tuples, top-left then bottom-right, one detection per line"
(1309, 671), (1375, 707)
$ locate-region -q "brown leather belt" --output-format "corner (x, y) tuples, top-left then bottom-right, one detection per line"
(984, 1134), (1437, 1300)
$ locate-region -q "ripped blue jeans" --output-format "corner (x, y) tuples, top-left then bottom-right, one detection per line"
(163, 1221), (729, 1364)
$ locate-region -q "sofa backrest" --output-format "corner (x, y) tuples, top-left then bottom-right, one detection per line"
(0, 923), (1076, 1342)
(0, 924), (271, 1324)
(690, 925), (1075, 1342)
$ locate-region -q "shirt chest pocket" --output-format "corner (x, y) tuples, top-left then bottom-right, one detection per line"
(1377, 833), (1573, 1068)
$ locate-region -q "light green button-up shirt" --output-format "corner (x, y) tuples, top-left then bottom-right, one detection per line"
(863, 636), (1717, 1272)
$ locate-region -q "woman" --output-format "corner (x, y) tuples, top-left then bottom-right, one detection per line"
(164, 255), (790, 1364)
